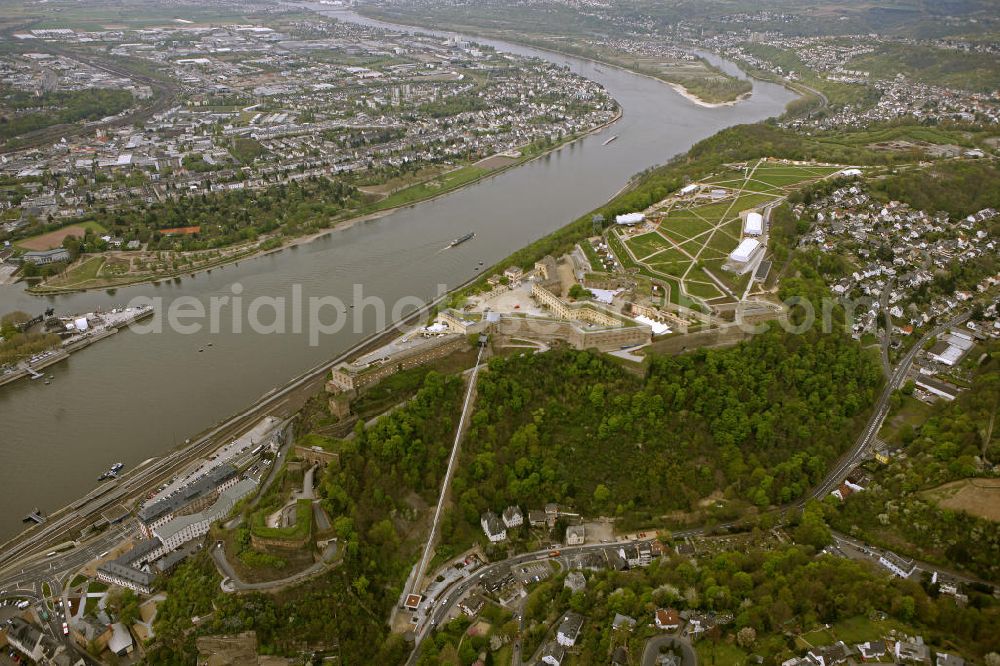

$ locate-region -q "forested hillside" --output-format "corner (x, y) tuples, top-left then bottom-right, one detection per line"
(145, 372), (465, 663)
(443, 326), (881, 546)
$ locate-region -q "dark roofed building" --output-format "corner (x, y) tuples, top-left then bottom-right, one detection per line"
(22, 248), (70, 265)
(556, 612), (583, 647)
(138, 464), (238, 536)
(96, 538), (163, 594)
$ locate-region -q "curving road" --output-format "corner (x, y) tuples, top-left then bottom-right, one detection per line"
(212, 540), (339, 593)
(811, 311), (969, 501)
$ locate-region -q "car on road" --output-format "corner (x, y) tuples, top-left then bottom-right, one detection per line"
(61, 622), (69, 635)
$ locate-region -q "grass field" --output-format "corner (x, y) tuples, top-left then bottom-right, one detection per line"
(696, 640), (749, 665)
(39, 256), (107, 289)
(797, 615), (909, 652)
(921, 478), (1000, 522)
(879, 395), (933, 444)
(16, 221), (106, 250)
(369, 164), (487, 211)
(616, 159), (839, 304)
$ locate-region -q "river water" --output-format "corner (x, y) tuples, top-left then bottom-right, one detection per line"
(0, 10), (796, 540)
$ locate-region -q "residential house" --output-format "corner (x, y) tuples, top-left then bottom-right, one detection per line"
(459, 593), (487, 617)
(480, 568), (514, 593)
(855, 640), (886, 661)
(655, 608), (680, 631)
(612, 613), (636, 631)
(69, 616), (112, 652)
(556, 612), (584, 647)
(502, 505), (523, 529)
(108, 623), (133, 657)
(566, 524), (585, 545)
(896, 636), (930, 664)
(541, 642), (566, 666)
(480, 511), (507, 543)
(808, 641), (852, 666)
(879, 552), (916, 578)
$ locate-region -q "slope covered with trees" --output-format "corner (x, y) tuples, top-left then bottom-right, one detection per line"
(444, 326), (881, 545)
(146, 371), (465, 663)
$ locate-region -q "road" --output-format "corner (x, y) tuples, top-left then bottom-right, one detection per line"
(212, 540), (339, 593)
(642, 634), (696, 666)
(810, 311), (969, 500)
(830, 531), (992, 587)
(404, 524), (706, 666)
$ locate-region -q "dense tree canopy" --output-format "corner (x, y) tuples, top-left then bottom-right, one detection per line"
(445, 326), (881, 546)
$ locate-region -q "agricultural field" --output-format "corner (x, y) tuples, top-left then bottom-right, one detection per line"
(920, 478), (1000, 522)
(16, 221), (106, 250)
(613, 159), (843, 305)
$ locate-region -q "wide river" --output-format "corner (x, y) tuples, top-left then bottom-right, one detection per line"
(0, 10), (796, 540)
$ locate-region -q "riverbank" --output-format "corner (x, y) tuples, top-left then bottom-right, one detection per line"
(0, 306), (153, 388)
(18, 107), (622, 297)
(667, 83), (752, 108)
(348, 6), (759, 108)
(0, 7), (799, 541)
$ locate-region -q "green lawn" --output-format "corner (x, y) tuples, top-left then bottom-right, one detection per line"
(879, 395), (934, 444)
(799, 615), (908, 650)
(660, 214), (716, 239)
(369, 164), (487, 211)
(696, 640), (750, 665)
(684, 279), (723, 300)
(41, 255), (106, 288)
(626, 231), (672, 259)
(648, 260), (691, 278)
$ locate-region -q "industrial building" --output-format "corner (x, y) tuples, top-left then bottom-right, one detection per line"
(927, 330), (975, 367)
